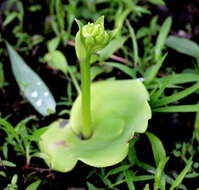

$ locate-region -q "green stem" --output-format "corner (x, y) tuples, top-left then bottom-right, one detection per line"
(80, 56), (92, 138)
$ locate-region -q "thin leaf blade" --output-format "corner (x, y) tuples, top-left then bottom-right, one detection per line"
(146, 132), (166, 166)
(155, 17), (172, 61)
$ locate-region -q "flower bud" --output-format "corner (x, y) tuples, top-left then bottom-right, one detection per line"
(75, 16), (112, 61)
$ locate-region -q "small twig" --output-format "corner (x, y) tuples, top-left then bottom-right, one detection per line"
(23, 165), (52, 173)
(23, 165), (55, 180)
(110, 54), (128, 64)
(67, 40), (128, 64)
(67, 40), (75, 46)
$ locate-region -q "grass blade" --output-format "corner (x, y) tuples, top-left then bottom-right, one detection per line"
(144, 53), (167, 85)
(154, 157), (169, 190)
(158, 73), (199, 86)
(148, 0), (165, 5)
(153, 104), (199, 112)
(155, 17), (172, 61)
(105, 62), (136, 78)
(154, 82), (199, 107)
(0, 63), (5, 88)
(124, 170), (135, 190)
(132, 175), (154, 182)
(169, 159), (193, 190)
(194, 112), (199, 143)
(106, 165), (130, 177)
(127, 21), (139, 66)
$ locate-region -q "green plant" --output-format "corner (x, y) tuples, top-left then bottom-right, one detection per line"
(0, 117), (43, 167)
(148, 35), (199, 113)
(5, 174), (18, 190)
(39, 16), (151, 172)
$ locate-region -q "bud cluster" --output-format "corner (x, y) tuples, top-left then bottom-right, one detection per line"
(75, 16), (112, 61)
(81, 20), (109, 52)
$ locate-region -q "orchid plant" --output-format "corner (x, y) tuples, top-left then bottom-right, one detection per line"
(39, 16), (151, 172)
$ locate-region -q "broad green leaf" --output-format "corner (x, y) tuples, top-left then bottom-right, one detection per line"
(39, 80), (151, 172)
(44, 50), (67, 74)
(146, 132), (166, 166)
(166, 36), (199, 59)
(6, 43), (56, 116)
(99, 37), (127, 60)
(25, 180), (41, 190)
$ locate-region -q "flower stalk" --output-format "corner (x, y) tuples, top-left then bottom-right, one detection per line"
(80, 56), (92, 138)
(75, 16), (116, 139)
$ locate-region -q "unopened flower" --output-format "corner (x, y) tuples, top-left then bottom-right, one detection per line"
(75, 16), (115, 61)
